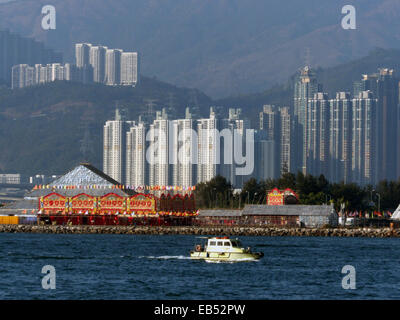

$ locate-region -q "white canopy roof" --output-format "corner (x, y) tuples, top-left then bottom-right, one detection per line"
(391, 205), (400, 220)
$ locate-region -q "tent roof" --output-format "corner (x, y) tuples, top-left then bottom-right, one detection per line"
(25, 163), (136, 197)
(391, 205), (400, 220)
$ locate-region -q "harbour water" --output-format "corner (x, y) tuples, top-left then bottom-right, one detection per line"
(0, 233), (399, 299)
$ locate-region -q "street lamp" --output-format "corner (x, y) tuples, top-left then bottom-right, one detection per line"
(371, 190), (381, 214)
(376, 193), (381, 214)
(213, 188), (217, 208)
(252, 192), (258, 204)
(325, 194), (331, 204)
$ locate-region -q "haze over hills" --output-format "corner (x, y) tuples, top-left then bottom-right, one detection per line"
(1, 48), (400, 175)
(1, 0), (400, 97)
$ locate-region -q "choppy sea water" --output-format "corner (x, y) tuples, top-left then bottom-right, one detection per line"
(0, 233), (399, 299)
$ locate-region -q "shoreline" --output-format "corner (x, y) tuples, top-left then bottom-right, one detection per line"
(0, 225), (400, 238)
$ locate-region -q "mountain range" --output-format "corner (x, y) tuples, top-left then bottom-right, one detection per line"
(1, 0), (400, 97)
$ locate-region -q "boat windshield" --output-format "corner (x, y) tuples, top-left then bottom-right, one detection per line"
(231, 240), (242, 247)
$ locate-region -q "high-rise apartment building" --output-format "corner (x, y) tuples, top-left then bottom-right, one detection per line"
(126, 121), (147, 186)
(329, 92), (352, 183)
(197, 108), (219, 184)
(105, 49), (122, 86)
(121, 52), (138, 86)
(89, 45), (107, 83)
(259, 105), (292, 176)
(11, 64), (35, 89)
(253, 130), (275, 181)
(307, 92), (330, 178)
(75, 43), (91, 68)
(171, 108), (196, 187)
(76, 43), (138, 86)
(222, 108), (251, 187)
(351, 91), (378, 185)
(279, 107), (292, 174)
(103, 109), (134, 183)
(0, 29), (62, 86)
(293, 66), (321, 174)
(12, 63), (74, 88)
(353, 69), (400, 182)
(148, 109), (170, 187)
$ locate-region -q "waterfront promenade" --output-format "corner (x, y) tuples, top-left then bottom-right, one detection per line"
(1, 225), (400, 238)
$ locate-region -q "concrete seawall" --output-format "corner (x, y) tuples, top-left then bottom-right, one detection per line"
(1, 225), (400, 237)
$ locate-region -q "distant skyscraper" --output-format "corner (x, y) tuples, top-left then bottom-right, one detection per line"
(307, 92), (330, 178)
(375, 69), (399, 182)
(148, 109), (170, 187)
(89, 45), (107, 83)
(105, 49), (122, 85)
(171, 108), (196, 187)
(254, 130), (275, 181)
(351, 91), (378, 185)
(329, 92), (352, 183)
(259, 105), (278, 140)
(75, 43), (91, 68)
(103, 109), (134, 183)
(0, 29), (62, 86)
(11, 64), (34, 89)
(259, 105), (292, 176)
(12, 63), (73, 88)
(222, 108), (251, 188)
(353, 74), (378, 98)
(293, 66), (321, 174)
(279, 107), (292, 174)
(353, 69), (400, 182)
(197, 108), (219, 184)
(259, 105), (280, 176)
(121, 52), (138, 86)
(196, 108), (250, 187)
(126, 121), (147, 186)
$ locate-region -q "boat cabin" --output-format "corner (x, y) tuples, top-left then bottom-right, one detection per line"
(206, 237), (243, 252)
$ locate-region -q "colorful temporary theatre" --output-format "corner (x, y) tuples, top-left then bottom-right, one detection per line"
(28, 163), (196, 215)
(39, 192), (195, 215)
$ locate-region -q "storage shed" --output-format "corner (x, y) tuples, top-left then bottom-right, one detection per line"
(242, 204), (338, 228)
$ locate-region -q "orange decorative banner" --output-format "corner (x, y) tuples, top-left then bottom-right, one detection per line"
(128, 194), (156, 213)
(70, 193), (95, 213)
(99, 193), (126, 213)
(40, 193), (66, 212)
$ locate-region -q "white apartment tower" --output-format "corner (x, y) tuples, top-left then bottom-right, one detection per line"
(11, 64), (35, 89)
(89, 45), (107, 83)
(197, 108), (219, 184)
(148, 109), (170, 187)
(126, 121), (147, 186)
(75, 43), (91, 68)
(172, 108), (196, 187)
(105, 49), (122, 85)
(121, 52), (138, 86)
(103, 109), (134, 183)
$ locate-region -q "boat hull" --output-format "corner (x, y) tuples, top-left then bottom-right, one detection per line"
(190, 251), (263, 262)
